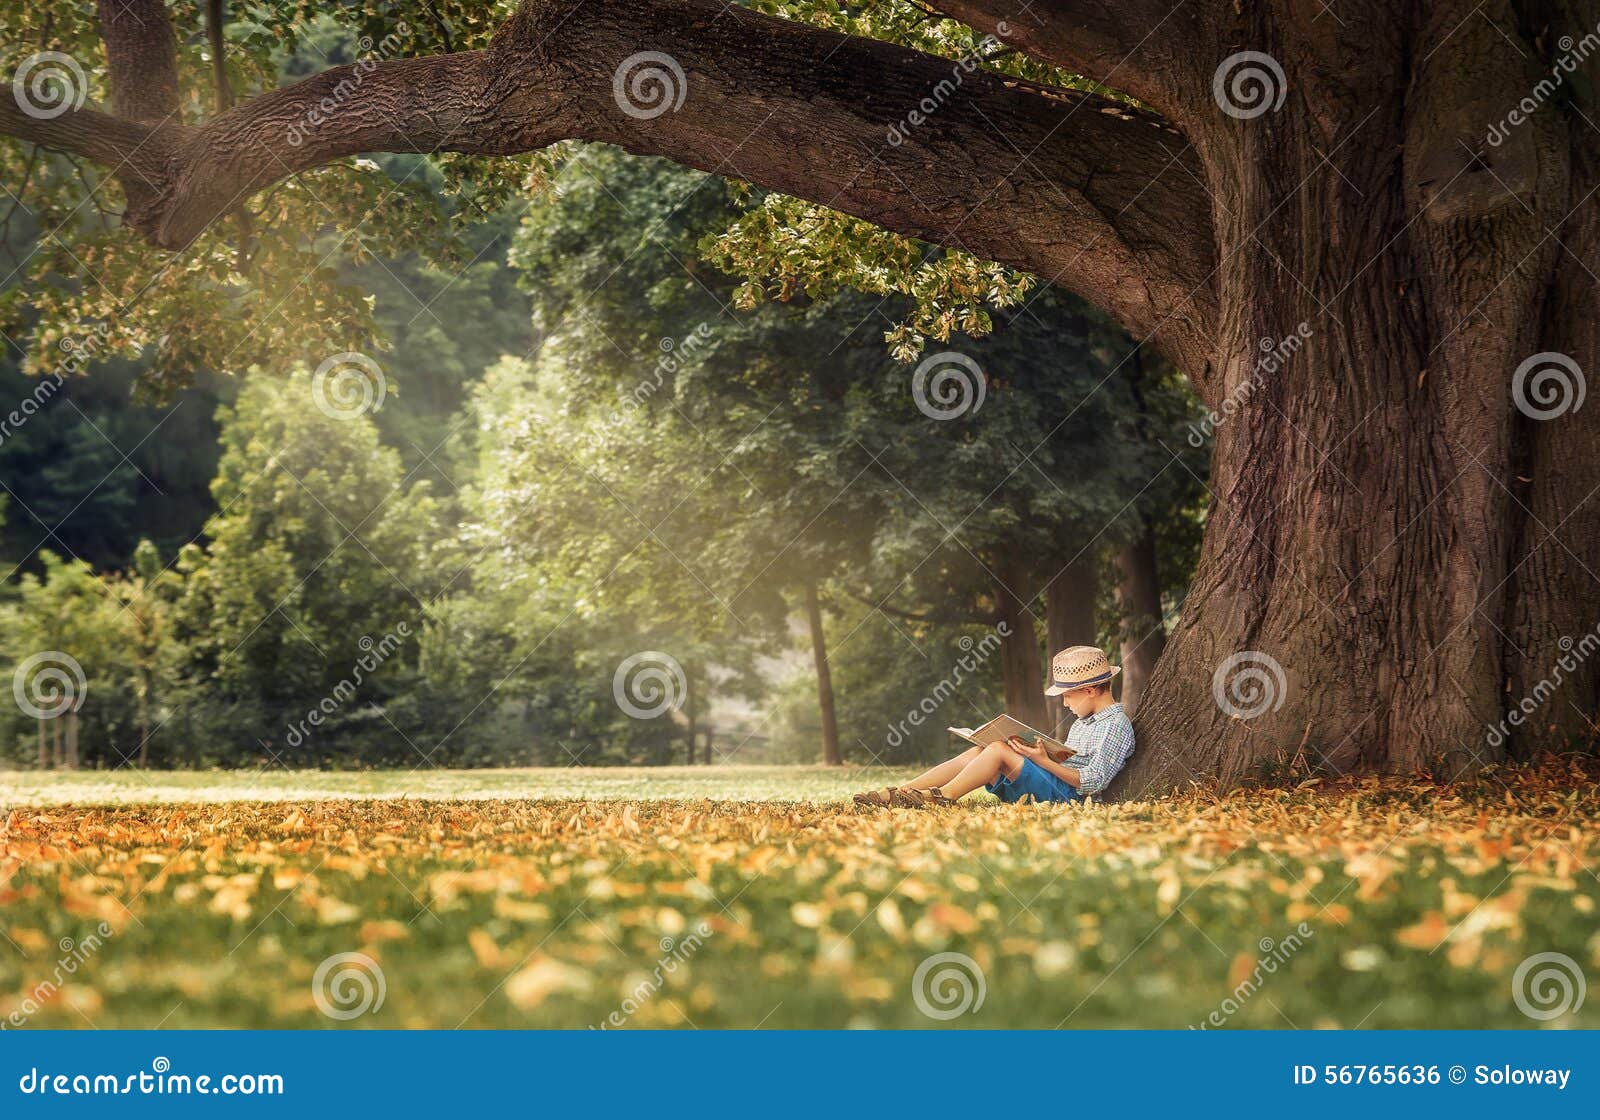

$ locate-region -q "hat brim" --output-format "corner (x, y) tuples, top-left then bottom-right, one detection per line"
(1045, 666), (1121, 695)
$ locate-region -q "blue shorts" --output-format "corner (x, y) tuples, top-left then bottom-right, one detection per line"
(987, 758), (1083, 804)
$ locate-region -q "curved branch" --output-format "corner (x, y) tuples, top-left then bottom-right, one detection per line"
(928, 0), (1203, 114)
(4, 0), (1218, 364)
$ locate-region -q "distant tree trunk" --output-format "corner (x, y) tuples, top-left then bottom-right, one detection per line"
(37, 719), (48, 769)
(683, 669), (697, 766)
(65, 711), (79, 770)
(702, 726), (714, 764)
(137, 680), (152, 767)
(804, 580), (844, 766)
(1045, 554), (1099, 737)
(994, 555), (1049, 731)
(1115, 523), (1167, 715)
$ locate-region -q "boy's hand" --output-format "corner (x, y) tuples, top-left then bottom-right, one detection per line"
(1006, 735), (1045, 760)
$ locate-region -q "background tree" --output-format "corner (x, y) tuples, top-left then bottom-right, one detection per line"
(7, 0), (1591, 790)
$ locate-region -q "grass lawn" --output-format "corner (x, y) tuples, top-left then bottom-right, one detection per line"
(0, 764), (912, 807)
(1, 761), (1596, 1029)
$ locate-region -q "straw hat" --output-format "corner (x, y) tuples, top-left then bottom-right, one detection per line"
(1044, 645), (1121, 695)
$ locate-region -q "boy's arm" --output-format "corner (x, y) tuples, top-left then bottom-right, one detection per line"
(1009, 738), (1082, 787)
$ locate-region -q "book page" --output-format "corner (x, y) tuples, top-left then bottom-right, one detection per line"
(946, 714), (1065, 751)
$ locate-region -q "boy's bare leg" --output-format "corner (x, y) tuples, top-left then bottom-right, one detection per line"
(939, 742), (1025, 800)
(901, 745), (981, 790)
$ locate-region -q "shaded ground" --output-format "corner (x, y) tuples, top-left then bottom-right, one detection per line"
(0, 765), (917, 806)
(1, 761), (1596, 1029)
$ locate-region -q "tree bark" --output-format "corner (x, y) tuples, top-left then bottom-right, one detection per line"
(804, 580), (844, 766)
(1045, 554), (1099, 736)
(1114, 525), (1166, 715)
(1109, 0), (1594, 798)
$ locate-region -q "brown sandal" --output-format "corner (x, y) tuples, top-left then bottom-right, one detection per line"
(891, 787), (955, 809)
(852, 787), (902, 807)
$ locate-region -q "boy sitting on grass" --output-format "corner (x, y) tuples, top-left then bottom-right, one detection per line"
(854, 645), (1135, 808)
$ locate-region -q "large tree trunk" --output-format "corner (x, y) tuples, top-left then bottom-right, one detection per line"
(1114, 525), (1166, 715)
(803, 581), (844, 766)
(1113, 0), (1599, 797)
(1045, 555), (1099, 737)
(994, 556), (1050, 731)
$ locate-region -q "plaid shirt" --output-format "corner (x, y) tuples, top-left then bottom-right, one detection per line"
(1062, 703), (1135, 795)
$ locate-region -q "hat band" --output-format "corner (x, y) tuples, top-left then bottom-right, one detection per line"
(1054, 669), (1112, 688)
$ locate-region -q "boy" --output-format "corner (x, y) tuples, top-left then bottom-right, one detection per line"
(853, 645), (1135, 807)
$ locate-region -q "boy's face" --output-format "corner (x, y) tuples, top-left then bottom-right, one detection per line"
(1062, 685), (1102, 719)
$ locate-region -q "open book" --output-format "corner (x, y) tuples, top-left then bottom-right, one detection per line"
(947, 714), (1071, 756)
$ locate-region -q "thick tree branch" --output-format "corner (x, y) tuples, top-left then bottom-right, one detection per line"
(96, 0), (181, 124)
(928, 0), (1202, 114)
(3, 0), (1218, 362)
